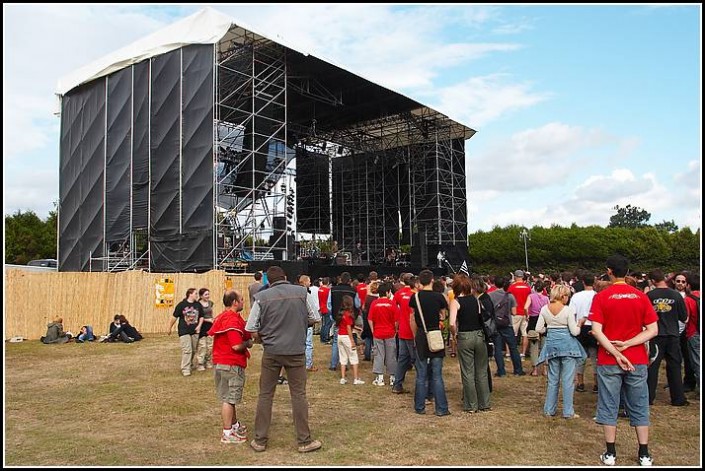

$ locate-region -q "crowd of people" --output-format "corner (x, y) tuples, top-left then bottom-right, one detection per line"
(162, 258), (699, 464)
(42, 256), (698, 464)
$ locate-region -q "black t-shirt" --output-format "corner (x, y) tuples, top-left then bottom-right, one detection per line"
(456, 296), (483, 332)
(409, 290), (448, 359)
(173, 300), (205, 336)
(647, 287), (688, 337)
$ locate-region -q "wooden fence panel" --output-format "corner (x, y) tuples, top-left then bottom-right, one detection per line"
(4, 269), (254, 340)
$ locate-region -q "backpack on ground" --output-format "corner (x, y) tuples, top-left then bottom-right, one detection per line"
(493, 292), (512, 328)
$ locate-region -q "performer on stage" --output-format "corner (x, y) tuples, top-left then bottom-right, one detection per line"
(437, 251), (446, 268)
(352, 241), (364, 265)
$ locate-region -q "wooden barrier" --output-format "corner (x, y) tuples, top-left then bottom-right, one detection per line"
(4, 269), (255, 340)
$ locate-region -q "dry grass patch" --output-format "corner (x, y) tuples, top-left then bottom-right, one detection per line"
(5, 335), (701, 466)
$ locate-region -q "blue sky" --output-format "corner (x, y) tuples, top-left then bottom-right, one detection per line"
(3, 4), (701, 233)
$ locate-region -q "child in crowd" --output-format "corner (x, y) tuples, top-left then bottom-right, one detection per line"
(335, 295), (364, 385)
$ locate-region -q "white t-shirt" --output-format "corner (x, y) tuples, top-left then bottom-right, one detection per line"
(569, 289), (596, 326)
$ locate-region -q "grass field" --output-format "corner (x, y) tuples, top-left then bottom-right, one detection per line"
(4, 335), (701, 466)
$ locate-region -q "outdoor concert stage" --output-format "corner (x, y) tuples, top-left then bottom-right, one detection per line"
(247, 260), (448, 283)
(56, 9), (475, 274)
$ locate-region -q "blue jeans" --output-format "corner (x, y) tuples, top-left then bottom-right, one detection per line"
(329, 329), (339, 369)
(364, 336), (373, 361)
(493, 325), (524, 375)
(393, 339), (415, 391)
(544, 356), (578, 417)
(305, 327), (313, 369)
(320, 313), (332, 343)
(414, 355), (449, 415)
(687, 334), (700, 387)
(596, 364), (649, 427)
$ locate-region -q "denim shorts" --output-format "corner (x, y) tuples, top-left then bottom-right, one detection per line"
(595, 364), (649, 426)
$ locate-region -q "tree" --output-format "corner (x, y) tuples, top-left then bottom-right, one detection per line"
(653, 219), (679, 233)
(608, 204), (651, 229)
(5, 210), (56, 264)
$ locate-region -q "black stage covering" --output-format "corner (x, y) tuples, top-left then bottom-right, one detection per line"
(59, 45), (214, 272)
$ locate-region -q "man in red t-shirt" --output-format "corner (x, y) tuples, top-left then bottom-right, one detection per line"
(368, 282), (401, 387)
(684, 274), (700, 391)
(507, 270), (531, 356)
(318, 277), (332, 344)
(392, 274), (415, 393)
(356, 274), (368, 307)
(208, 290), (253, 444)
(588, 255), (658, 467)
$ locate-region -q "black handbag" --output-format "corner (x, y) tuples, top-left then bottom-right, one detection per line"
(477, 297), (497, 341)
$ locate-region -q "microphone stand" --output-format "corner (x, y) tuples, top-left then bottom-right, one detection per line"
(444, 259), (457, 274)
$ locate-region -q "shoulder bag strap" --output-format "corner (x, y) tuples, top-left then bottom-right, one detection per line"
(415, 292), (428, 333)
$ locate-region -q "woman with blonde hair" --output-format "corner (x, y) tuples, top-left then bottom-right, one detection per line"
(40, 316), (71, 344)
(536, 284), (586, 419)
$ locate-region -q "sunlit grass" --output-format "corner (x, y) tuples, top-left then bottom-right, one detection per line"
(5, 335), (701, 466)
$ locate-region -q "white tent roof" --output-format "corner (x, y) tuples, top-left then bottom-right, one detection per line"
(56, 7), (475, 136)
(56, 8), (304, 95)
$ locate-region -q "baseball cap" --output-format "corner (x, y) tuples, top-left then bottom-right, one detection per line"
(514, 270), (525, 278)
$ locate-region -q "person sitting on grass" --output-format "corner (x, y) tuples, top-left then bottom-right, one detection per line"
(40, 316), (71, 344)
(102, 314), (135, 343)
(76, 325), (96, 343)
(118, 315), (143, 341)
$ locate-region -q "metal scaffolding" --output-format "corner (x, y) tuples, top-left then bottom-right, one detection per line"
(214, 30), (291, 271)
(63, 14), (474, 273)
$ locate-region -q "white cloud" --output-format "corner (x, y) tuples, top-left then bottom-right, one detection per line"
(574, 169), (655, 203)
(673, 160), (701, 193)
(469, 122), (624, 192)
(432, 74), (549, 128)
(3, 94), (56, 158)
(492, 17), (534, 35)
(217, 5), (522, 92)
(3, 168), (58, 218)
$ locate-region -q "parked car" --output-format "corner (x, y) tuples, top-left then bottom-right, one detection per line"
(27, 259), (58, 268)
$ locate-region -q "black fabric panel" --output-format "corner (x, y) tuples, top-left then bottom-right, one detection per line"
(181, 44), (214, 271)
(150, 50), (181, 272)
(132, 60), (150, 230)
(59, 91), (84, 271)
(79, 79), (107, 271)
(105, 67), (131, 247)
(296, 148), (330, 234)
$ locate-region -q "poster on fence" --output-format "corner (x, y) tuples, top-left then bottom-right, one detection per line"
(155, 278), (175, 307)
(224, 275), (234, 292)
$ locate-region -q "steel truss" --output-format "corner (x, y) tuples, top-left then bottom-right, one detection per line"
(214, 30), (292, 270)
(298, 107), (468, 263)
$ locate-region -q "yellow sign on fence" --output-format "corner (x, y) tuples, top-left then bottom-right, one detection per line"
(224, 275), (234, 292)
(155, 278), (175, 307)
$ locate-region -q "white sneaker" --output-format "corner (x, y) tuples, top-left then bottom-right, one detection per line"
(372, 378), (385, 386)
(353, 378), (365, 385)
(639, 455), (653, 466)
(389, 375), (396, 386)
(600, 453), (616, 466)
(196, 365), (206, 371)
(339, 378), (347, 385)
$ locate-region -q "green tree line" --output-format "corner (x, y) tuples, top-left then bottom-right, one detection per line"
(5, 209), (57, 265)
(468, 224), (700, 276)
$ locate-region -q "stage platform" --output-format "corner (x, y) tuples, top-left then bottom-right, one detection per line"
(246, 260), (448, 282)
